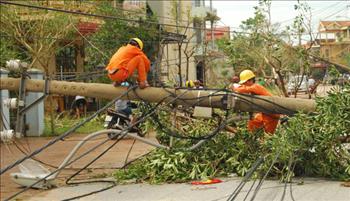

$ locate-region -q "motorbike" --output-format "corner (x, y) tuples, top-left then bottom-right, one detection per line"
(104, 108), (145, 140)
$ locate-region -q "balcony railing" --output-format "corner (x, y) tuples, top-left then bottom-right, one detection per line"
(191, 6), (217, 19)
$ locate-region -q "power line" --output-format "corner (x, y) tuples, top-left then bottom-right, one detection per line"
(277, 1), (346, 25)
(321, 6), (348, 20)
(0, 1), (243, 35)
(84, 0), (193, 25)
(0, 86), (138, 175)
(1, 1), (344, 69)
(1, 0), (329, 40)
(3, 88), (191, 200)
(2, 0), (346, 39)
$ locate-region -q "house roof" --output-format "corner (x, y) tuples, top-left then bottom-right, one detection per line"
(206, 26), (230, 40)
(77, 21), (99, 35)
(319, 21), (350, 32)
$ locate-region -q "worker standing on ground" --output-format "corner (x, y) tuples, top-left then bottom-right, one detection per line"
(106, 38), (151, 89)
(73, 95), (87, 119)
(234, 70), (280, 134)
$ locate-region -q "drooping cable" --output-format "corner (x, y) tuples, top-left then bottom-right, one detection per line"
(225, 117), (290, 201)
(4, 136), (112, 201)
(48, 90), (191, 201)
(136, 87), (230, 141)
(243, 179), (257, 201)
(0, 86), (137, 175)
(226, 157), (264, 201)
(249, 150), (281, 201)
(5, 88), (189, 200)
(280, 155), (296, 201)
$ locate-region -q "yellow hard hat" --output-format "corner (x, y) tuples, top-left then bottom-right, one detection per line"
(186, 80), (195, 88)
(239, 70), (255, 84)
(130, 38), (144, 50)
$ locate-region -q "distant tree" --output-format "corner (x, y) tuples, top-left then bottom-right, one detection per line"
(0, 2), (75, 74)
(217, 0), (319, 97)
(0, 35), (20, 67)
(1, 2), (77, 135)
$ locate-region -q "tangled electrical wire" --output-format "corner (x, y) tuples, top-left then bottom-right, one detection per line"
(141, 87), (298, 201)
(129, 86), (299, 201)
(0, 86), (139, 176)
(2, 81), (302, 201)
(135, 87), (231, 141)
(3, 86), (191, 200)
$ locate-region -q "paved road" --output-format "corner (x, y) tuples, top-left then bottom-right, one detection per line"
(316, 84), (336, 97)
(289, 84), (337, 99)
(0, 133), (157, 200)
(28, 177), (349, 201)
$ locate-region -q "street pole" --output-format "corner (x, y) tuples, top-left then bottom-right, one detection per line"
(210, 0), (215, 49)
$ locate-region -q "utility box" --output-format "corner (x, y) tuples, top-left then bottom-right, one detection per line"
(25, 69), (44, 136)
(0, 68), (10, 131)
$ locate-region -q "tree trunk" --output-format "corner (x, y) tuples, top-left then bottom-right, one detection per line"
(186, 57), (189, 81)
(178, 43), (182, 87)
(275, 69), (289, 97)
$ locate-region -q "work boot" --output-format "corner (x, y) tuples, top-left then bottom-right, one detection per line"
(138, 81), (149, 89)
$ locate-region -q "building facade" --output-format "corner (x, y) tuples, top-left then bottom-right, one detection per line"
(147, 0), (198, 86)
(9, 0), (223, 86)
(318, 21), (350, 67)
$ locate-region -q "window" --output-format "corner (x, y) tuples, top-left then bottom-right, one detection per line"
(56, 46), (77, 72)
(196, 61), (204, 81)
(194, 0), (201, 7)
(129, 0), (140, 6)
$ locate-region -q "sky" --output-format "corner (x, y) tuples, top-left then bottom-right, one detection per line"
(209, 0), (350, 43)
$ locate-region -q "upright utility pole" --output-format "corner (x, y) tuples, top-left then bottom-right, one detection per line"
(176, 0), (183, 86)
(210, 0), (215, 49)
(202, 0), (207, 86)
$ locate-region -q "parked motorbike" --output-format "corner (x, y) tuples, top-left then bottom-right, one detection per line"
(104, 108), (145, 140)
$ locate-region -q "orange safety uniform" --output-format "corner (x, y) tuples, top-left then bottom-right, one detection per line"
(235, 84), (280, 134)
(106, 44), (150, 83)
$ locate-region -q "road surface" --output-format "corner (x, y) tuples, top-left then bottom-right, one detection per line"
(27, 177), (349, 201)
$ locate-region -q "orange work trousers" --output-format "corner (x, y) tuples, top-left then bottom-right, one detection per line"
(248, 113), (279, 134)
(108, 55), (148, 83)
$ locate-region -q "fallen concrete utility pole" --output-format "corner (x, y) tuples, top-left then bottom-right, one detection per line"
(0, 78), (316, 114)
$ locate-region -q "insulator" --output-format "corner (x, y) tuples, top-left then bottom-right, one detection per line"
(0, 129), (14, 143)
(3, 98), (18, 109)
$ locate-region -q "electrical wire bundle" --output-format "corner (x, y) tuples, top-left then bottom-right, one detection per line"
(1, 86), (195, 200)
(0, 1), (332, 200)
(1, 80), (301, 201)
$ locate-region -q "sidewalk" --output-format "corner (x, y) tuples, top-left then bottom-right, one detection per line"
(28, 177), (349, 201)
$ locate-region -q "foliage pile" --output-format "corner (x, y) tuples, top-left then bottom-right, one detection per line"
(115, 86), (350, 183)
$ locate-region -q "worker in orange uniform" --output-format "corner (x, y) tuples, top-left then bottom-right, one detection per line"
(234, 70), (280, 134)
(106, 38), (150, 89)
